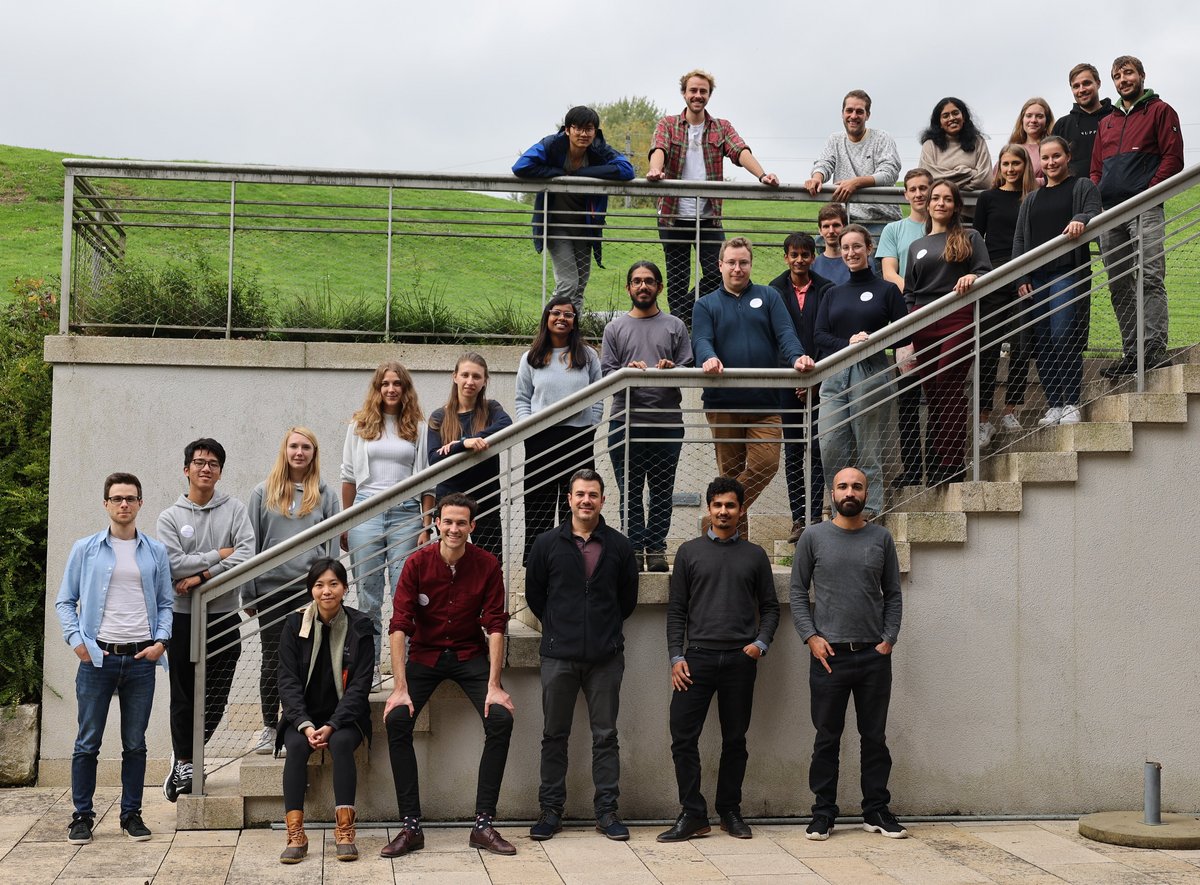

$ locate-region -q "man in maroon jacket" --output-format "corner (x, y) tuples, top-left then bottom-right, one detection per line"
(381, 493), (516, 858)
(1090, 55), (1184, 378)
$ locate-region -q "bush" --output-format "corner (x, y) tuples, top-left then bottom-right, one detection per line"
(0, 278), (56, 705)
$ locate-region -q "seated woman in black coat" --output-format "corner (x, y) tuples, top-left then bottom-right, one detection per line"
(277, 558), (375, 864)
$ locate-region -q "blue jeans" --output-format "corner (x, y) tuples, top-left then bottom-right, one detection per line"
(1030, 269), (1085, 409)
(347, 496), (422, 664)
(72, 653), (156, 818)
(608, 421), (683, 553)
(818, 353), (895, 515)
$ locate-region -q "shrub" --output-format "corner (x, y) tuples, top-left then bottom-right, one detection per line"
(0, 278), (56, 705)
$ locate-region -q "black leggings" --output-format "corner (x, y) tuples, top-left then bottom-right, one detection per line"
(282, 724), (363, 811)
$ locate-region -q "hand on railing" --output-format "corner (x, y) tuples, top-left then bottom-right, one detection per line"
(953, 274), (978, 295)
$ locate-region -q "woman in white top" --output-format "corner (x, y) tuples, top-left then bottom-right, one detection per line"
(919, 97), (993, 195)
(340, 362), (433, 673)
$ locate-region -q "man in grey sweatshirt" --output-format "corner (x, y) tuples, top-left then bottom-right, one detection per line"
(790, 466), (904, 841)
(156, 438), (255, 802)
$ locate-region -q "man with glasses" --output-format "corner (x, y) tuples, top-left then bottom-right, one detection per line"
(693, 237), (814, 538)
(157, 438), (255, 801)
(647, 68), (779, 329)
(56, 472), (173, 845)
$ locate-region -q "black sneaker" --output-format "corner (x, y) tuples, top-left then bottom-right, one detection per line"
(163, 755), (193, 803)
(67, 813), (93, 845)
(1100, 357), (1137, 379)
(120, 812), (152, 841)
(595, 811), (629, 841)
(862, 808), (908, 838)
(529, 808), (563, 841)
(805, 813), (834, 841)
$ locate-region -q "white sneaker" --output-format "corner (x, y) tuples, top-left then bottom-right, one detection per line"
(977, 421), (996, 449)
(1059, 404), (1082, 425)
(372, 667), (383, 688)
(1000, 413), (1022, 432)
(254, 726), (275, 755)
(1038, 407), (1063, 427)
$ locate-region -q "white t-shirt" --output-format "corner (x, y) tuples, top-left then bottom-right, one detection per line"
(97, 537), (152, 643)
(677, 123), (710, 219)
(360, 415), (418, 497)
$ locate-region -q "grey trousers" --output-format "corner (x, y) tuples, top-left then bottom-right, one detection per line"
(1100, 204), (1168, 357)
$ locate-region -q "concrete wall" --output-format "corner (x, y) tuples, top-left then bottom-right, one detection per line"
(40, 338), (1200, 816)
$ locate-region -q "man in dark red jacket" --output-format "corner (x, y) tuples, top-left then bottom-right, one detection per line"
(1090, 55), (1184, 378)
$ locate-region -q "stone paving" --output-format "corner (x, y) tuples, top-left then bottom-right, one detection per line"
(6, 787), (1200, 883)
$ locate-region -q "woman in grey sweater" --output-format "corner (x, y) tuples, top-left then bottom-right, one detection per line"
(245, 427), (340, 755)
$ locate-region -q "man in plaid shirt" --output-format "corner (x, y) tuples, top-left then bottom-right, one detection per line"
(647, 69), (779, 328)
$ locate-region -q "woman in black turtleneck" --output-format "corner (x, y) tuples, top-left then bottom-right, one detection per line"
(814, 224), (909, 517)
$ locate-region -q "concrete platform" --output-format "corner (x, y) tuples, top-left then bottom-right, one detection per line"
(1079, 810), (1200, 849)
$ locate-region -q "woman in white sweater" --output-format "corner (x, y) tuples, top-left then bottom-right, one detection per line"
(919, 97), (993, 194)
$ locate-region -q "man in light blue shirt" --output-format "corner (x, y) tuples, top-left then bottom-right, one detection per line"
(56, 472), (173, 846)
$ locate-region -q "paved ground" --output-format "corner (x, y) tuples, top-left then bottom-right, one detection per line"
(6, 787), (1200, 883)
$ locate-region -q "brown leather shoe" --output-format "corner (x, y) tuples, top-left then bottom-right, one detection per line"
(787, 520), (805, 544)
(469, 822), (516, 856)
(333, 805), (358, 861)
(379, 825), (424, 858)
(279, 810), (308, 864)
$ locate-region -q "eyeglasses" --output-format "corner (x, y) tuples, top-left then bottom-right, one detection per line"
(105, 496), (141, 505)
(548, 310), (576, 320)
(568, 125), (596, 135)
(190, 459), (222, 470)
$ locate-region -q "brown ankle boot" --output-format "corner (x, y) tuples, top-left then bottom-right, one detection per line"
(334, 806), (358, 861)
(280, 810), (307, 863)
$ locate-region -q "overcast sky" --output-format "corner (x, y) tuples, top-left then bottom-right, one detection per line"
(4, 0), (1196, 184)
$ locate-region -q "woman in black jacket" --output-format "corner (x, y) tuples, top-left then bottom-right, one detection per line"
(277, 558), (375, 864)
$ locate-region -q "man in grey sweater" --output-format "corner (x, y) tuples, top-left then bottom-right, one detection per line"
(791, 466), (904, 841)
(658, 477), (779, 843)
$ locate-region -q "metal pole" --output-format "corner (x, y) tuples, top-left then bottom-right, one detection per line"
(1144, 761), (1162, 825)
(59, 174), (76, 334)
(692, 211), (702, 302)
(623, 134), (633, 209)
(540, 189), (550, 308)
(622, 419), (631, 537)
(804, 393), (814, 526)
(385, 186), (394, 341)
(971, 300), (981, 481)
(1135, 213), (1146, 392)
(191, 602), (207, 797)
(225, 180), (236, 340)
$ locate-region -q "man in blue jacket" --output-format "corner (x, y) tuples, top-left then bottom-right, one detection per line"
(56, 472), (173, 846)
(693, 237), (815, 537)
(513, 106), (635, 312)
(525, 469), (639, 842)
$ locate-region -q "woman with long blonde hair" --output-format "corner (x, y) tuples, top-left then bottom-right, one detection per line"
(1007, 97), (1055, 183)
(245, 426), (341, 755)
(340, 362), (434, 678)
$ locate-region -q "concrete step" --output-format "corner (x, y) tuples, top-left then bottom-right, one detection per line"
(881, 510), (967, 544)
(895, 481), (1022, 514)
(983, 451), (1078, 483)
(1087, 392), (1188, 423)
(1006, 422), (1134, 454)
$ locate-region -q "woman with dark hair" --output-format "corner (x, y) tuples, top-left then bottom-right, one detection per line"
(1013, 135), (1101, 427)
(814, 224), (909, 517)
(340, 361), (434, 678)
(277, 558), (374, 864)
(516, 295), (603, 562)
(428, 353), (512, 562)
(513, 106), (636, 311)
(972, 145), (1038, 446)
(904, 179), (992, 485)
(919, 98), (993, 193)
(1006, 98), (1055, 184)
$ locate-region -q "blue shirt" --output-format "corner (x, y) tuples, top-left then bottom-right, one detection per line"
(56, 528), (174, 668)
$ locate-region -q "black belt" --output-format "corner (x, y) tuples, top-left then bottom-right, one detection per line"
(827, 642), (877, 652)
(98, 639), (156, 655)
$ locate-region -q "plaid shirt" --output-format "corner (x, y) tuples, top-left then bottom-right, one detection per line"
(650, 110), (749, 222)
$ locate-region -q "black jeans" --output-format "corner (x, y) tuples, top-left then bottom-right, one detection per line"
(539, 652), (624, 816)
(658, 220), (724, 329)
(809, 645), (893, 818)
(384, 650), (513, 818)
(781, 395), (823, 524)
(168, 611), (242, 759)
(668, 647), (758, 819)
(282, 722), (362, 811)
(607, 421), (684, 553)
(522, 425), (596, 564)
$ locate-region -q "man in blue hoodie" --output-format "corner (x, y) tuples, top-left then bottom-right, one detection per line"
(157, 438), (255, 802)
(692, 237), (815, 536)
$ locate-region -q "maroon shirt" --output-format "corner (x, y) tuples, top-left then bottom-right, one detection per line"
(389, 543), (509, 667)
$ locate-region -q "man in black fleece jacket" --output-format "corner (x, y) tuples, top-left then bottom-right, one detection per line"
(658, 477), (780, 843)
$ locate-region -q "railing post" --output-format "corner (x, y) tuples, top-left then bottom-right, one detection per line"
(804, 391), (815, 526)
(971, 299), (982, 481)
(191, 597), (207, 797)
(59, 173), (75, 334)
(540, 189), (550, 308)
(692, 211), (701, 302)
(385, 186), (394, 341)
(621, 419), (631, 537)
(225, 180), (236, 340)
(1135, 212), (1146, 392)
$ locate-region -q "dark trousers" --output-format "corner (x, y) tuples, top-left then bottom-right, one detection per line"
(978, 288), (1031, 411)
(539, 652), (624, 816)
(282, 722), (363, 811)
(781, 395), (823, 524)
(913, 305), (975, 470)
(168, 611), (242, 759)
(669, 647), (758, 819)
(895, 371), (925, 481)
(256, 586), (309, 728)
(523, 425), (595, 564)
(385, 650), (513, 818)
(608, 421), (684, 553)
(809, 646), (894, 818)
(658, 220), (724, 329)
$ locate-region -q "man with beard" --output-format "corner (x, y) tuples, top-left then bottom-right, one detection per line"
(790, 467), (905, 841)
(1052, 63), (1113, 179)
(601, 261), (694, 572)
(659, 477), (780, 843)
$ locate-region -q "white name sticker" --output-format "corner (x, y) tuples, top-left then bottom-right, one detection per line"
(180, 525), (195, 539)
(417, 593), (430, 607)
(916, 248), (928, 260)
(749, 297), (763, 309)
(860, 291), (874, 302)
